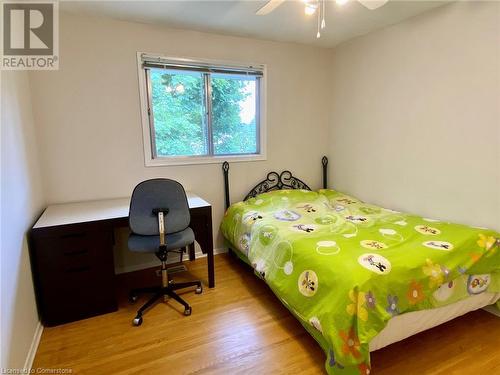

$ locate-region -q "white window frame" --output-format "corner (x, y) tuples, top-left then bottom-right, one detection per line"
(137, 52), (267, 167)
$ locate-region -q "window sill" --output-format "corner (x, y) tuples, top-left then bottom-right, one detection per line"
(144, 154), (266, 167)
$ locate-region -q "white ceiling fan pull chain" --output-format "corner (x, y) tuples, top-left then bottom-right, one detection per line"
(321, 0), (326, 29)
(316, 1), (321, 38)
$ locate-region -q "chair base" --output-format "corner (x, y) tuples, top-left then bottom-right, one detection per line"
(129, 280), (202, 326)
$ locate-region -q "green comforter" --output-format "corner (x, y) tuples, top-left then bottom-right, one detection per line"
(220, 189), (500, 375)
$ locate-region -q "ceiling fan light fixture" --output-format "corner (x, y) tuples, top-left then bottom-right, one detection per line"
(304, 3), (318, 15)
(256, 0), (390, 40)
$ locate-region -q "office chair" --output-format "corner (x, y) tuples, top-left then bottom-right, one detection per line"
(128, 179), (202, 326)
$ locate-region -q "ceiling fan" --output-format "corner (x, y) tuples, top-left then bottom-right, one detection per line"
(256, 0), (389, 16)
(256, 0), (389, 39)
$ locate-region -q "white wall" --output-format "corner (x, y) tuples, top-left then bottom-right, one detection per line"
(329, 2), (500, 231)
(28, 12), (332, 260)
(1, 72), (45, 369)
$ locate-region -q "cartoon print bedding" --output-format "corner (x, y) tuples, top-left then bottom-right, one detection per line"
(220, 189), (500, 375)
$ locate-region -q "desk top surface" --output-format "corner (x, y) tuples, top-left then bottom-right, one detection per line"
(33, 192), (211, 229)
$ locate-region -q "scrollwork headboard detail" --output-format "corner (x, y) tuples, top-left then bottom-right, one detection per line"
(222, 156), (329, 210)
(243, 170), (312, 201)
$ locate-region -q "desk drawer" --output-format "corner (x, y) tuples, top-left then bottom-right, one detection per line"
(34, 230), (111, 271)
(30, 228), (117, 326)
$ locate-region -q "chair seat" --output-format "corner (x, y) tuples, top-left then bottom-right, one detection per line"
(128, 227), (195, 253)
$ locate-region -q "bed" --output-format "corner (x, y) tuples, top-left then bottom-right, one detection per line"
(220, 157), (500, 375)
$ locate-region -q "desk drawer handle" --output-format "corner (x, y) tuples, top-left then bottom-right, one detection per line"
(60, 232), (86, 239)
(63, 249), (88, 256)
(66, 266), (91, 273)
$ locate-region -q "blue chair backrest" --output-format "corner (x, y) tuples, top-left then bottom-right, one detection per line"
(129, 179), (190, 235)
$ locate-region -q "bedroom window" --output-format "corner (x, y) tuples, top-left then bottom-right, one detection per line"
(138, 53), (266, 166)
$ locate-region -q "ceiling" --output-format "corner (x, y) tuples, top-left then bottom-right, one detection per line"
(61, 0), (449, 48)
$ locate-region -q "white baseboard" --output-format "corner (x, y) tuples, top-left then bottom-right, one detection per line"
(23, 321), (43, 370)
(115, 247), (227, 274)
(483, 304), (500, 317)
(195, 247), (228, 257)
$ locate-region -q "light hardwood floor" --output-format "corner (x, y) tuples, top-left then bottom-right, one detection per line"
(33, 253), (500, 374)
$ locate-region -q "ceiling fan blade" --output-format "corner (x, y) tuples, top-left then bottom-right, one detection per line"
(357, 0), (389, 10)
(256, 0), (286, 15)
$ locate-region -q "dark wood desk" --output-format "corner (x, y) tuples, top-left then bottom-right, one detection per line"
(29, 193), (214, 327)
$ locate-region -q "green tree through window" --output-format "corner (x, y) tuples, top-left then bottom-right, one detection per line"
(211, 74), (257, 155)
(150, 69), (206, 156)
(148, 68), (259, 158)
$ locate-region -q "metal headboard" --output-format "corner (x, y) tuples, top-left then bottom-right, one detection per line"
(222, 156), (329, 210)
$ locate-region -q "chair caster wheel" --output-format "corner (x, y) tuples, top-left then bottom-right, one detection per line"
(129, 294), (138, 303)
(132, 316), (143, 326)
(184, 307), (192, 316)
(195, 286), (202, 294)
